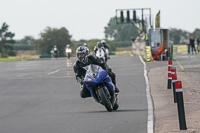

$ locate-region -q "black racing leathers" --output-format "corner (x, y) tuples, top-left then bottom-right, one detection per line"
(73, 55), (116, 98)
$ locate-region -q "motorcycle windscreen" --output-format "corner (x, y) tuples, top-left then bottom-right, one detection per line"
(84, 65), (99, 88)
(84, 65), (107, 85)
(86, 64), (99, 77)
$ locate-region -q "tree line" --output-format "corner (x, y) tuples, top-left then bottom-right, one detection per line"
(169, 28), (200, 45)
(1, 17), (200, 57)
(0, 23), (15, 57)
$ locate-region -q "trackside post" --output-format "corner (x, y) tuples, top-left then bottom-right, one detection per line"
(167, 60), (172, 89)
(175, 81), (187, 130)
(171, 67), (177, 103)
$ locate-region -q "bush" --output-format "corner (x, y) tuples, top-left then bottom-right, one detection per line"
(13, 45), (34, 51)
(113, 41), (132, 47)
(8, 50), (16, 56)
(40, 54), (52, 58)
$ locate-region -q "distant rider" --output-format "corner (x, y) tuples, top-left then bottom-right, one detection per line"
(73, 46), (119, 98)
(101, 40), (110, 59)
(94, 41), (110, 63)
(101, 40), (109, 49)
(83, 43), (89, 55)
(65, 44), (72, 57)
(94, 42), (105, 54)
(53, 45), (58, 57)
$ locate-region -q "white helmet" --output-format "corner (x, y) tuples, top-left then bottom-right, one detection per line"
(101, 40), (106, 44)
(66, 44), (70, 48)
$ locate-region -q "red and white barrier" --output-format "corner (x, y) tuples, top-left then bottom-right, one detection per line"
(167, 60), (172, 89)
(171, 67), (177, 103)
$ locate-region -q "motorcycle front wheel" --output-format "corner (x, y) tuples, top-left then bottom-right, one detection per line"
(98, 87), (113, 112)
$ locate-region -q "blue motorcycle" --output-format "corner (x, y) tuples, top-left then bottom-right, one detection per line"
(84, 64), (119, 112)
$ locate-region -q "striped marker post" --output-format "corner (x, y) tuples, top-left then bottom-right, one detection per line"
(167, 60), (172, 89)
(171, 67), (177, 103)
(175, 81), (187, 130)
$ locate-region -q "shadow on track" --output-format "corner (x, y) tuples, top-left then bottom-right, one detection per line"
(72, 109), (147, 114)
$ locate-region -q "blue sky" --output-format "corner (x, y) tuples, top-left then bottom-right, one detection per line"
(1, 0), (199, 40)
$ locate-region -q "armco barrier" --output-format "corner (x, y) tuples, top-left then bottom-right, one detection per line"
(40, 54), (52, 58)
(173, 45), (176, 60)
(173, 45), (188, 54)
(115, 51), (132, 55)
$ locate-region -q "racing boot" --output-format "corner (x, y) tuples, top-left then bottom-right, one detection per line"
(113, 93), (119, 110)
(115, 86), (120, 93)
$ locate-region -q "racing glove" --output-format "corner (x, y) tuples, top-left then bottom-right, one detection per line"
(77, 77), (84, 84)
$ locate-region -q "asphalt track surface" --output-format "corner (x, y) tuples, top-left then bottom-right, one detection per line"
(0, 55), (148, 133)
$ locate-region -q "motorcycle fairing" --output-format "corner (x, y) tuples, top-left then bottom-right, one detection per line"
(84, 65), (115, 99)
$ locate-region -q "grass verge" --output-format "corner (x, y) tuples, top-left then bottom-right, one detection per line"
(0, 55), (40, 62)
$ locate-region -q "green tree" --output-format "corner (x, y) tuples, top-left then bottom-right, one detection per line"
(192, 28), (200, 38)
(14, 36), (35, 51)
(20, 36), (35, 45)
(169, 28), (190, 44)
(0, 23), (15, 57)
(35, 27), (72, 57)
(173, 34), (181, 44)
(104, 17), (139, 41)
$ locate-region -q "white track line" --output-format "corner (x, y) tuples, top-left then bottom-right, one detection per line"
(139, 55), (154, 133)
(48, 69), (60, 75)
(176, 60), (185, 71)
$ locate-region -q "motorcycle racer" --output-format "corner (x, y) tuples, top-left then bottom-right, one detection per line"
(101, 40), (110, 59)
(73, 46), (119, 98)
